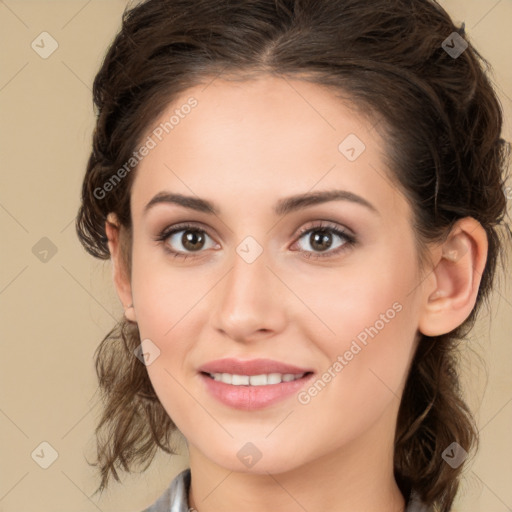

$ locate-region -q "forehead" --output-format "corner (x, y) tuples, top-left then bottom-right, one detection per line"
(130, 75), (408, 221)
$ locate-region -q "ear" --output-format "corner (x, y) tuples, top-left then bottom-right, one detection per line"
(418, 217), (488, 336)
(105, 213), (137, 323)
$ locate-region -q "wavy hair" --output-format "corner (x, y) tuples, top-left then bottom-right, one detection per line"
(75, 1), (511, 510)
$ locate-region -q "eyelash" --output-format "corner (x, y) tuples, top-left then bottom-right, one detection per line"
(154, 221), (356, 260)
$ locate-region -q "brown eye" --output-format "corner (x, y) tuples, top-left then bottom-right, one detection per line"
(306, 230), (336, 252)
(156, 223), (218, 258)
(179, 229), (206, 251)
(293, 222), (356, 259)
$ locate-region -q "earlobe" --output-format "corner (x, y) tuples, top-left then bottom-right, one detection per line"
(419, 217), (488, 337)
(105, 213), (137, 323)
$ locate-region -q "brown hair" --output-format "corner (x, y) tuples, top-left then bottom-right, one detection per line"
(76, 1), (511, 510)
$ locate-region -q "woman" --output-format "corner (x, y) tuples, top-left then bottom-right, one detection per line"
(75, 1), (510, 511)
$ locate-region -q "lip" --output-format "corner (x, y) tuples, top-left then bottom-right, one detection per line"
(198, 358), (315, 410)
(198, 358), (313, 376)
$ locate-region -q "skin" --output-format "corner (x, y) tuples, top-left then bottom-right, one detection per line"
(106, 75), (488, 512)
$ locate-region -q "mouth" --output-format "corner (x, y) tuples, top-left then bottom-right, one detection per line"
(198, 368), (315, 410)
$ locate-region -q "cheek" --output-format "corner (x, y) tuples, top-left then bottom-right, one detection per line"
(289, 250), (418, 352)
(128, 249), (212, 408)
(293, 291), (418, 455)
(291, 250), (420, 410)
(129, 242), (203, 338)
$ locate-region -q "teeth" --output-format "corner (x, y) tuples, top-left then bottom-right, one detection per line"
(221, 372), (232, 384)
(232, 374), (249, 385)
(209, 372), (306, 386)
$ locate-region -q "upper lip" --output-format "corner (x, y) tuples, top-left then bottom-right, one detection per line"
(199, 358), (314, 376)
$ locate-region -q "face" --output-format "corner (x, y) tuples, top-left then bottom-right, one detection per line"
(122, 75), (427, 474)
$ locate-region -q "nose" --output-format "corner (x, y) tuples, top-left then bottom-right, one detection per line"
(211, 248), (288, 343)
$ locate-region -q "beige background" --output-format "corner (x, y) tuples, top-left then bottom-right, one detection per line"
(0, 1), (511, 511)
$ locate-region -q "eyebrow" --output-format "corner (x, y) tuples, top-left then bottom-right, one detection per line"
(143, 189), (379, 217)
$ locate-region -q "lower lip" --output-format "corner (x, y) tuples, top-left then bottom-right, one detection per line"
(199, 372), (314, 410)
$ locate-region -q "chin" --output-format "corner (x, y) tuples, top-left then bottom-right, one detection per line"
(198, 439), (307, 475)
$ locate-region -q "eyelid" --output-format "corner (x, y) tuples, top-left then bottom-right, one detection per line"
(292, 220), (355, 241)
(156, 221), (215, 239)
